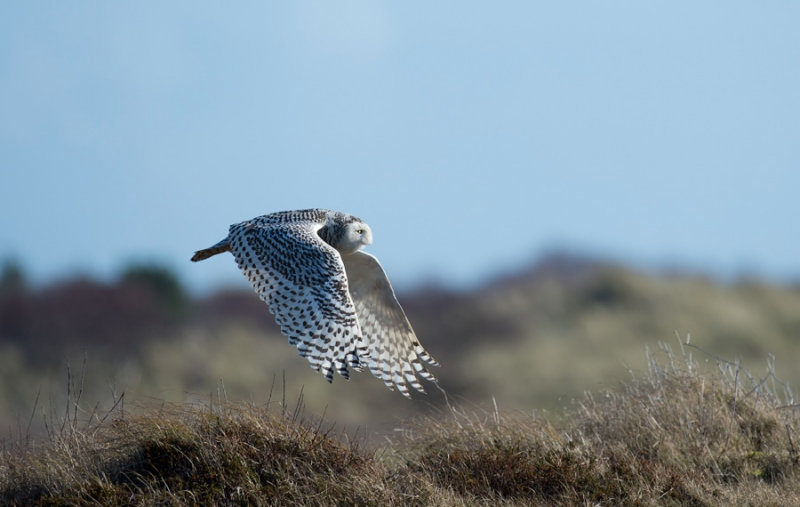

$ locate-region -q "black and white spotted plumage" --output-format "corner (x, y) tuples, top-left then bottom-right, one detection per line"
(191, 209), (438, 397)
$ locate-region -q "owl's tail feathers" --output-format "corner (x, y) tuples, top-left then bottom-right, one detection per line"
(191, 238), (231, 262)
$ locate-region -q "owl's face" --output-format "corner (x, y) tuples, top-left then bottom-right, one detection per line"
(336, 221), (373, 255)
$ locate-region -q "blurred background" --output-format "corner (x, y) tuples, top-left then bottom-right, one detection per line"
(1, 2), (798, 440)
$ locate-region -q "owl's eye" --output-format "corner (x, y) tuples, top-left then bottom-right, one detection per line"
(356, 229), (364, 234)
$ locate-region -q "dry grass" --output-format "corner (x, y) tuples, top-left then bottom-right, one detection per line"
(3, 343), (799, 505)
(401, 341), (800, 505)
(1, 399), (431, 505)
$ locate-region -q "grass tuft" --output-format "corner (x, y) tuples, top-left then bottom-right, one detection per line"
(398, 341), (800, 504)
(3, 342), (799, 505)
(2, 403), (410, 505)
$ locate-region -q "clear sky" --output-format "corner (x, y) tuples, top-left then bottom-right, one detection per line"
(1, 2), (798, 291)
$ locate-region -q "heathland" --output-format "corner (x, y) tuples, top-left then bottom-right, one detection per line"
(1, 254), (799, 504)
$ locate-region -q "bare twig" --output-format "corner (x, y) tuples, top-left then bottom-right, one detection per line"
(24, 388), (41, 448)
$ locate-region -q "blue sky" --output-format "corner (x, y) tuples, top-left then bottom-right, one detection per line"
(1, 2), (798, 291)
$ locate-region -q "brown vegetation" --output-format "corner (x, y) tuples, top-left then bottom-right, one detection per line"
(2, 254), (799, 503)
(2, 346), (799, 505)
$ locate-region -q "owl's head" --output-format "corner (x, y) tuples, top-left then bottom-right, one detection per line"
(335, 221), (372, 255)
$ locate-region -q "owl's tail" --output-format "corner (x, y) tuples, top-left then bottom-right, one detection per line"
(191, 238), (231, 262)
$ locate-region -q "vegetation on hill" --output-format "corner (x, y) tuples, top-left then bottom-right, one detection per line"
(2, 346), (798, 505)
(1, 254), (799, 440)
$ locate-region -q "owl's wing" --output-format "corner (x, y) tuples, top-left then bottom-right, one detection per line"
(227, 219), (368, 382)
(341, 250), (438, 397)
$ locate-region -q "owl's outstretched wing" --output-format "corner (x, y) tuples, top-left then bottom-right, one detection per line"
(227, 218), (368, 382)
(341, 251), (438, 397)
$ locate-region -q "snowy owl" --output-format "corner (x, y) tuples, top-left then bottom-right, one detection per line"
(191, 209), (438, 397)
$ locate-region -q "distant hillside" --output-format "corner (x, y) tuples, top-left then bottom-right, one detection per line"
(1, 254), (798, 440)
(404, 253), (800, 407)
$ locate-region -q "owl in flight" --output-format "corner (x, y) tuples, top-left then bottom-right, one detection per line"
(191, 209), (438, 397)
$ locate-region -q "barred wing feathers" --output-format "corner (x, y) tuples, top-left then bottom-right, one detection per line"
(227, 218), (368, 382)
